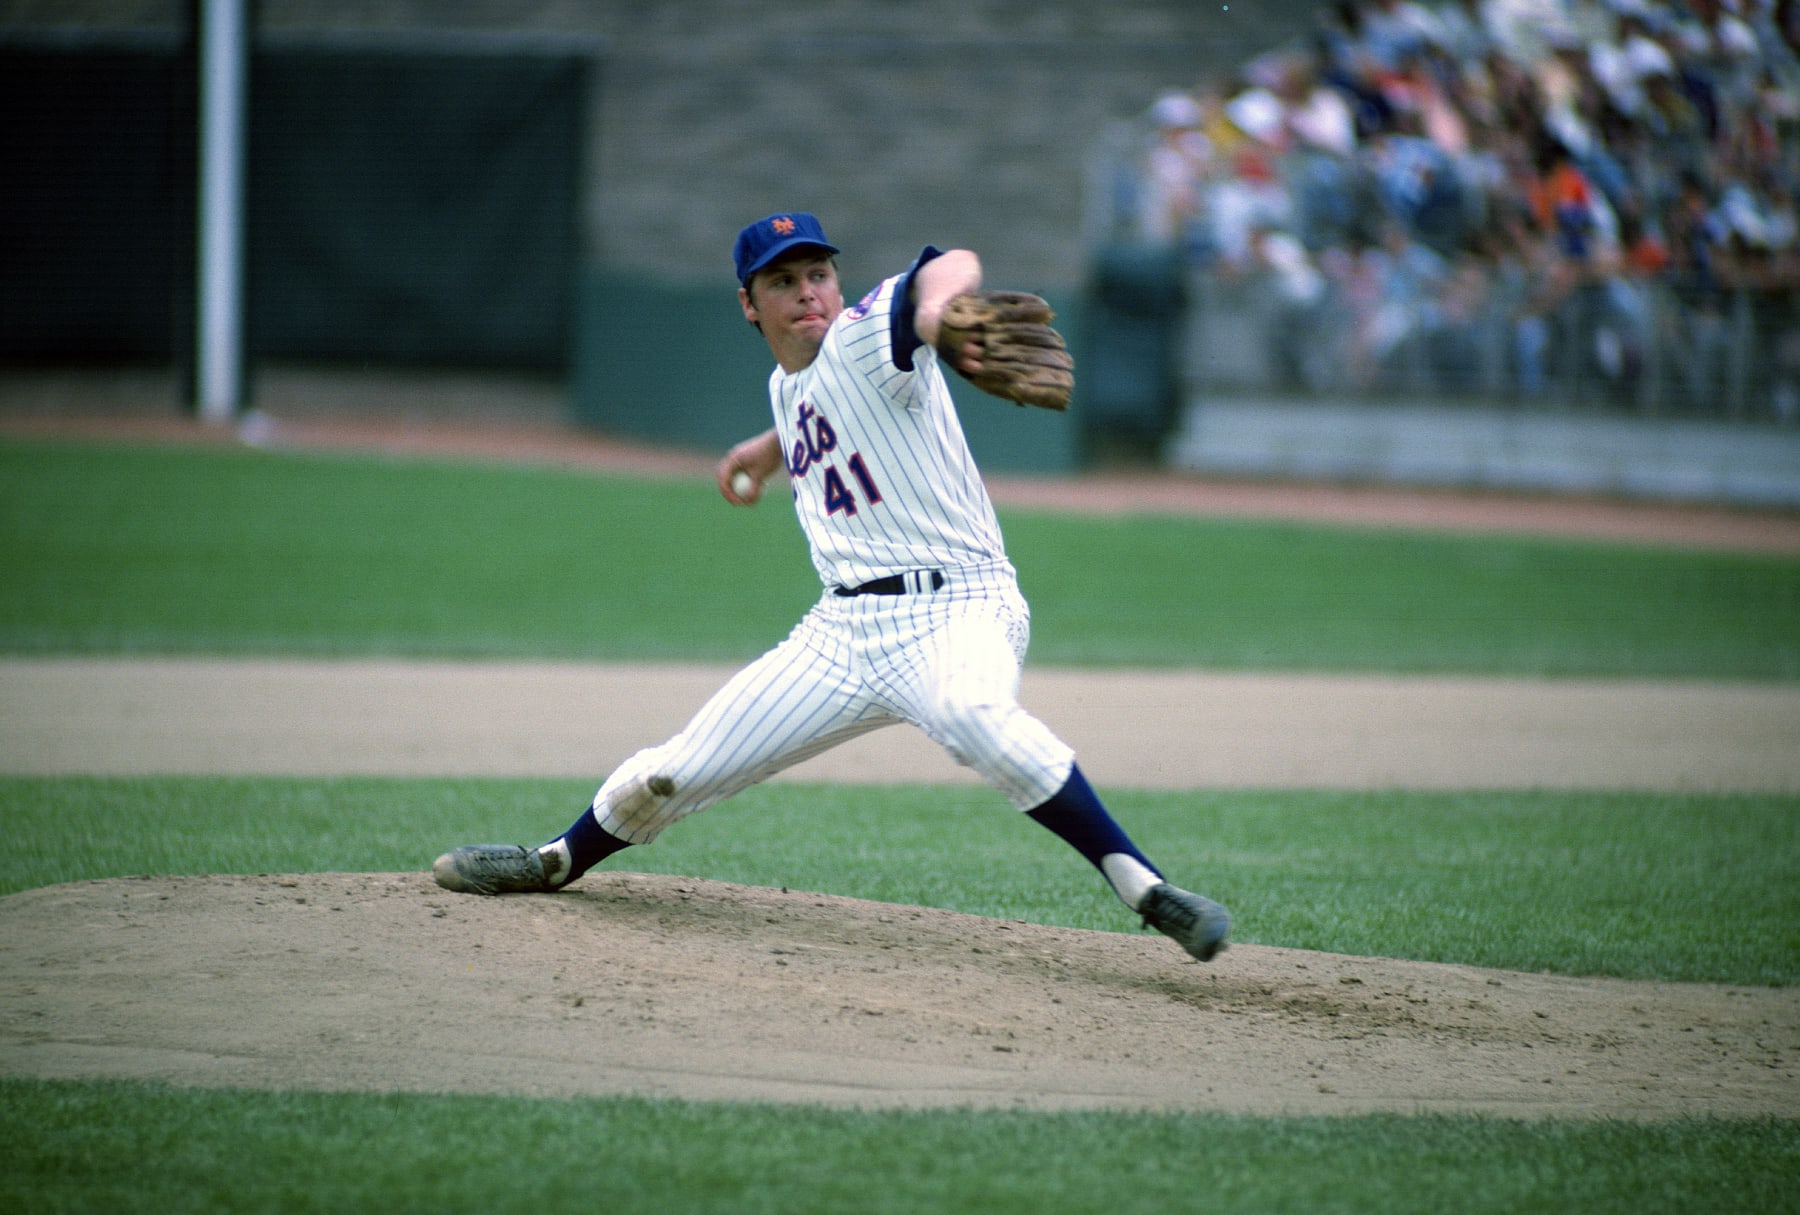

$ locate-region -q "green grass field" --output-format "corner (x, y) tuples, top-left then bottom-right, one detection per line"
(2, 438), (1797, 1213)
(3, 1081), (1792, 1215)
(4, 440), (1797, 676)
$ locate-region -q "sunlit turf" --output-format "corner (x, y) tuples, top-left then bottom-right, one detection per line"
(4, 439), (1796, 676)
(2, 1080), (1794, 1215)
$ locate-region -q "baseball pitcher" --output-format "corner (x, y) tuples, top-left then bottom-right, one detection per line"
(433, 212), (1230, 964)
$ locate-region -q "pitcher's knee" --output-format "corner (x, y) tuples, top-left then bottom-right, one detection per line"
(932, 697), (1024, 767)
(595, 750), (687, 843)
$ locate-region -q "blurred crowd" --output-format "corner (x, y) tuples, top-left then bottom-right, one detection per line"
(1112, 0), (1800, 415)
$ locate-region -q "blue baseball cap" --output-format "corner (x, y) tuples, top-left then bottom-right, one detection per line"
(733, 212), (839, 286)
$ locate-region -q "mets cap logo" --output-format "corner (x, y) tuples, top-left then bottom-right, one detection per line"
(771, 216), (796, 235)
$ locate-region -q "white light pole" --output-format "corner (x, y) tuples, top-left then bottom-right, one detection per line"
(196, 0), (248, 423)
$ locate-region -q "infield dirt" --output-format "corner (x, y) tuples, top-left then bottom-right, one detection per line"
(3, 866), (1795, 1119)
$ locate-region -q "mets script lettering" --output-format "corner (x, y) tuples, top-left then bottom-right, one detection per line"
(788, 400), (883, 518)
(787, 400), (838, 479)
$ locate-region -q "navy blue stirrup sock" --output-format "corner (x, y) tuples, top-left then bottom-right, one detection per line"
(553, 807), (633, 883)
(1026, 764), (1160, 879)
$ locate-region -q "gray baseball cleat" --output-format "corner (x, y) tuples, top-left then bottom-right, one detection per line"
(432, 844), (558, 895)
(1140, 883), (1231, 962)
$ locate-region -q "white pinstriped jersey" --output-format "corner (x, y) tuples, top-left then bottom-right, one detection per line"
(585, 247), (1079, 846)
(770, 247), (1010, 591)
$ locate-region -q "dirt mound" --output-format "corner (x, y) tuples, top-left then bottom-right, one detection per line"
(3, 870), (1794, 1119)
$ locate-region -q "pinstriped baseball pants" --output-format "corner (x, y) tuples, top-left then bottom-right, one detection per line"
(593, 566), (1077, 844)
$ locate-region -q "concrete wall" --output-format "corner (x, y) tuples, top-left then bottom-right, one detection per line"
(1168, 399), (1800, 509)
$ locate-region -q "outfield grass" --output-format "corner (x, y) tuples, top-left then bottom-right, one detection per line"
(3, 437), (1796, 1212)
(4, 439), (1797, 677)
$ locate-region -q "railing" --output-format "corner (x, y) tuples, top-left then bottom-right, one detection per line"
(1175, 266), (1799, 422)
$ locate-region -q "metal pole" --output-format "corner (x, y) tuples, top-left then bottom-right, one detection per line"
(196, 0), (247, 423)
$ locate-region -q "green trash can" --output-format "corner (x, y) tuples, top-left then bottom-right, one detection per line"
(1078, 242), (1187, 462)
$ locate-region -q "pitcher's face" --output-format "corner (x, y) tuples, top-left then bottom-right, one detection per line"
(740, 253), (843, 371)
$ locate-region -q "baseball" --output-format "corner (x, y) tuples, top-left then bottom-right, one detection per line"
(732, 470), (756, 498)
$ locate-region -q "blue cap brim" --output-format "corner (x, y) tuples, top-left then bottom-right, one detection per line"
(740, 238), (840, 285)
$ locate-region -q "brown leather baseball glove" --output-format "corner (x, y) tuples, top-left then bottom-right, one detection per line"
(933, 290), (1075, 411)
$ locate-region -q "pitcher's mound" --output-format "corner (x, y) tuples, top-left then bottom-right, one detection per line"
(2, 871), (1794, 1119)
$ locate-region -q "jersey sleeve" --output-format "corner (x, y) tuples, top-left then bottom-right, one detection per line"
(889, 245), (944, 372)
(837, 246), (945, 404)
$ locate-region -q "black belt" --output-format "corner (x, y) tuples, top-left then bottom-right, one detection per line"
(833, 570), (945, 597)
